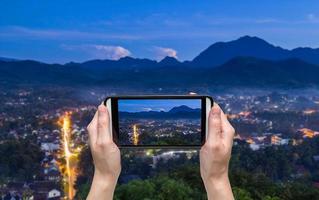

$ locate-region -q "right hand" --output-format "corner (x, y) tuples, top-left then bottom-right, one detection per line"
(86, 104), (121, 200)
(200, 103), (235, 200)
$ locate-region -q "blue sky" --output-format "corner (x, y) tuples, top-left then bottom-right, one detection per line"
(118, 99), (201, 112)
(1, 0), (319, 63)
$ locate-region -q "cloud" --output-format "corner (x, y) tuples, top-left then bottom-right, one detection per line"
(142, 107), (152, 111)
(153, 46), (178, 60)
(62, 44), (131, 60)
(0, 26), (140, 40)
(91, 45), (131, 60)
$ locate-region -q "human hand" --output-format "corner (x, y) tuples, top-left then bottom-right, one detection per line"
(200, 103), (235, 200)
(87, 104), (121, 200)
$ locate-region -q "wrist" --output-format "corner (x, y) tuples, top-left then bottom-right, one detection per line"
(87, 171), (118, 200)
(93, 170), (118, 188)
(203, 174), (230, 189)
(202, 169), (229, 185)
(204, 177), (230, 189)
(203, 174), (233, 200)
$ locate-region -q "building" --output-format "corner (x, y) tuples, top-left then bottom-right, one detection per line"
(271, 135), (282, 145)
(47, 189), (61, 199)
(29, 181), (62, 200)
(44, 169), (60, 182)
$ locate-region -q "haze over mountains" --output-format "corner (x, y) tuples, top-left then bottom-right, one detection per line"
(1, 36), (319, 88)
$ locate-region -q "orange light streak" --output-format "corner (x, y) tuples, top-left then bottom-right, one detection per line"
(133, 124), (139, 145)
(58, 112), (76, 200)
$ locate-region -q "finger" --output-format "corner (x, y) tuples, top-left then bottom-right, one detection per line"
(217, 104), (235, 146)
(222, 114), (235, 147)
(214, 104), (233, 130)
(207, 103), (222, 145)
(87, 110), (98, 146)
(97, 104), (112, 143)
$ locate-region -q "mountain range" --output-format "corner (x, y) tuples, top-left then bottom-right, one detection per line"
(192, 36), (319, 67)
(1, 35), (319, 88)
(119, 105), (201, 119)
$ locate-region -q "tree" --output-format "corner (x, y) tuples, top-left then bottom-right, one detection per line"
(281, 181), (319, 200)
(233, 187), (253, 200)
(154, 176), (193, 200)
(168, 164), (206, 199)
(115, 179), (155, 200)
(0, 139), (44, 181)
(114, 176), (194, 200)
(262, 196), (281, 200)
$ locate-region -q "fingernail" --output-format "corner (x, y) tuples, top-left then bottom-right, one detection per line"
(98, 104), (107, 112)
(211, 107), (220, 116)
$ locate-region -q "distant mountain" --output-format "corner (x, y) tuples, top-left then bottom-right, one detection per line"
(0, 57), (19, 62)
(158, 56), (181, 66)
(74, 56), (181, 71)
(191, 36), (319, 67)
(119, 105), (201, 119)
(209, 57), (319, 87)
(0, 60), (91, 85)
(66, 36), (319, 69)
(169, 105), (200, 113)
(1, 36), (319, 88)
(1, 56), (319, 88)
(78, 56), (158, 70)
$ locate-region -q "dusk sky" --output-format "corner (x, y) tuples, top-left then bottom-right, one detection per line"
(1, 1), (319, 63)
(118, 99), (201, 112)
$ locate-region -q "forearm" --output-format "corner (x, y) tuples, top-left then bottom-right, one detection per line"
(87, 171), (118, 200)
(203, 174), (234, 200)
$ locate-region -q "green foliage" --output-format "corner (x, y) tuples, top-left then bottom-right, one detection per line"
(167, 164), (206, 199)
(281, 181), (319, 200)
(115, 176), (193, 200)
(115, 179), (155, 200)
(153, 176), (193, 200)
(233, 187), (253, 200)
(262, 196), (281, 200)
(230, 171), (282, 199)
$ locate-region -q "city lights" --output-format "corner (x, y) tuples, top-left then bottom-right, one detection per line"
(58, 112), (81, 200)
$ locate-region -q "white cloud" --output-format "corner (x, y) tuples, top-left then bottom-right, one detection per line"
(0, 26), (140, 40)
(142, 107), (152, 111)
(91, 45), (131, 60)
(62, 44), (131, 60)
(153, 46), (178, 60)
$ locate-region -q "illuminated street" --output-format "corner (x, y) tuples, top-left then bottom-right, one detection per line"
(58, 112), (81, 200)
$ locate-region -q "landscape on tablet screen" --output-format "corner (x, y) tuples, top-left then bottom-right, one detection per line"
(118, 99), (202, 145)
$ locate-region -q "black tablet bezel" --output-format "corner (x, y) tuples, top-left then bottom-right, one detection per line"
(104, 95), (213, 148)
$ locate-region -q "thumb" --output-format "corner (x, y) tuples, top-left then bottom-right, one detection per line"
(206, 104), (222, 145)
(97, 104), (112, 142)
